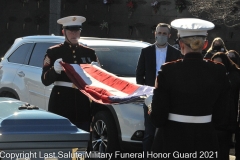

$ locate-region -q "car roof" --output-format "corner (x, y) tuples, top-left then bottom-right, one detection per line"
(17, 35), (151, 47)
(2, 35), (150, 60)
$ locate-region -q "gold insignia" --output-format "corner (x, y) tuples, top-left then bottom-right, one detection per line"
(154, 78), (158, 88)
(72, 17), (76, 21)
(43, 55), (51, 66)
(43, 72), (47, 80)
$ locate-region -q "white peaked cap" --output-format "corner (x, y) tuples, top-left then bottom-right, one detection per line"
(57, 16), (86, 30)
(171, 18), (215, 38)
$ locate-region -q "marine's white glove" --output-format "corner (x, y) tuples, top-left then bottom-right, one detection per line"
(91, 61), (101, 67)
(54, 58), (63, 74)
(145, 95), (153, 114)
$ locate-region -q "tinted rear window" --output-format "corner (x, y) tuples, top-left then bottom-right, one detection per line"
(29, 43), (58, 67)
(8, 43), (33, 64)
(92, 46), (143, 77)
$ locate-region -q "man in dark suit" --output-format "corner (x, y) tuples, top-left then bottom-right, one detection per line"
(136, 23), (181, 159)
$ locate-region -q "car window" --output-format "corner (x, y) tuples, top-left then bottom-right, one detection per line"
(92, 46), (143, 77)
(8, 43), (34, 64)
(29, 43), (58, 67)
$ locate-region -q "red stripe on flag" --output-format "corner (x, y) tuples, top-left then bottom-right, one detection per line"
(81, 64), (139, 94)
(61, 62), (113, 104)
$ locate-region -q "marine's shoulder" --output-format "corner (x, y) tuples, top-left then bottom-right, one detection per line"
(203, 59), (225, 68)
(160, 59), (182, 70)
(79, 44), (94, 51)
(48, 43), (63, 49)
(46, 43), (64, 56)
(163, 59), (183, 66)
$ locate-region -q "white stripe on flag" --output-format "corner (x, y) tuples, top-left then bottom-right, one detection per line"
(71, 64), (129, 96)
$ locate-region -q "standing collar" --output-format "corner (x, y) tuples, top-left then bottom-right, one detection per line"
(183, 52), (203, 60)
(64, 41), (79, 49)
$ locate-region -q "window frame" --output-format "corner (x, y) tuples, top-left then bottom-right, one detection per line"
(27, 42), (59, 68)
(7, 43), (34, 65)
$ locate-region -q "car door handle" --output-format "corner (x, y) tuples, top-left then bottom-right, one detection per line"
(17, 71), (25, 77)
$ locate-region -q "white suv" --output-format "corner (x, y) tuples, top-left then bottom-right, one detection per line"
(0, 35), (150, 153)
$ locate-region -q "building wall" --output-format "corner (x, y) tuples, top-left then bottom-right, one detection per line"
(0, 0), (239, 57)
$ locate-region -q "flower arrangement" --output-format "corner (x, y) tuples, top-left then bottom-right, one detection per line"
(127, 0), (136, 11)
(175, 0), (186, 13)
(100, 20), (109, 34)
(100, 20), (108, 30)
(151, 0), (160, 13)
(126, 0), (137, 18)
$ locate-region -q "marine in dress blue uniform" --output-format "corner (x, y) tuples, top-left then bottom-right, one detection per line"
(148, 18), (231, 159)
(41, 16), (99, 132)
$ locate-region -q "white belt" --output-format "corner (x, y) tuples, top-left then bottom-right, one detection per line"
(54, 81), (78, 89)
(168, 113), (212, 123)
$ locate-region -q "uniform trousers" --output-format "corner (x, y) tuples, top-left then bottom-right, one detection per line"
(217, 130), (232, 160)
(143, 104), (156, 160)
(235, 125), (240, 160)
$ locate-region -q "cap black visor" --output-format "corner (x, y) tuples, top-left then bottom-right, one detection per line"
(63, 25), (82, 31)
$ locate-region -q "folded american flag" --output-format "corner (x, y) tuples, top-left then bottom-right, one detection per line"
(61, 63), (154, 104)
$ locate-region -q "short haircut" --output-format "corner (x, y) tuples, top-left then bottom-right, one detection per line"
(156, 23), (171, 33)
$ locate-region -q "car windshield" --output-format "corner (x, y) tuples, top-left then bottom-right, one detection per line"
(92, 46), (143, 77)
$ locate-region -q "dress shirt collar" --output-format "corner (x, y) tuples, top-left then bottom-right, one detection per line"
(155, 43), (168, 50)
